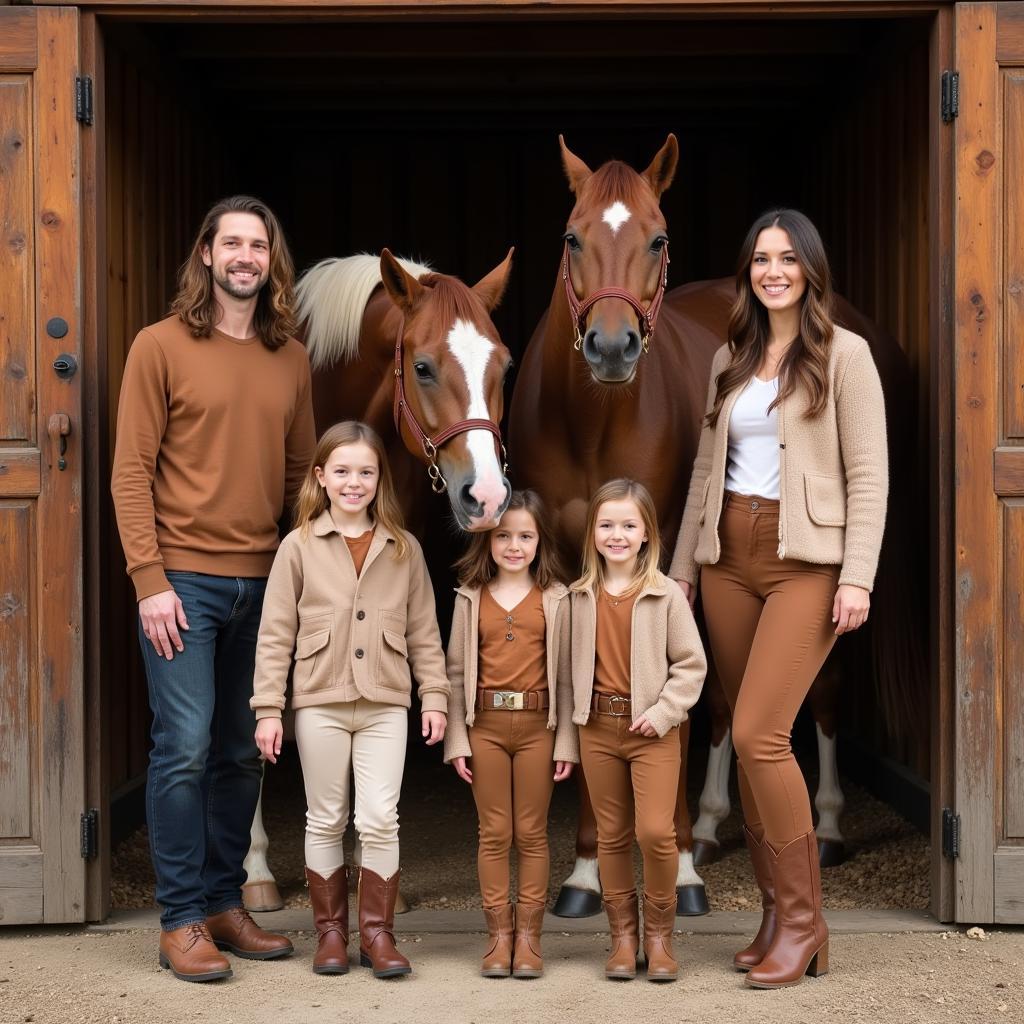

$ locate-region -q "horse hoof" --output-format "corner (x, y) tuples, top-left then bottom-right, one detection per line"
(242, 880), (284, 913)
(817, 839), (846, 868)
(676, 884), (710, 917)
(551, 886), (603, 919)
(691, 840), (721, 867)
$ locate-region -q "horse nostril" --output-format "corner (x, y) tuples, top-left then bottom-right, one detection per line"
(459, 482), (483, 519)
(624, 330), (641, 361)
(582, 329), (601, 362)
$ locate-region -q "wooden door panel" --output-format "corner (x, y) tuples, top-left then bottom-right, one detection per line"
(1005, 72), (1024, 440)
(1005, 501), (1024, 839)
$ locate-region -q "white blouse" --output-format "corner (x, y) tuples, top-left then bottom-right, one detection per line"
(724, 376), (781, 500)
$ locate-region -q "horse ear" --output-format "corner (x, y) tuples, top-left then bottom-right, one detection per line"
(641, 134), (679, 199)
(559, 135), (593, 195)
(379, 248), (425, 314)
(472, 247), (514, 311)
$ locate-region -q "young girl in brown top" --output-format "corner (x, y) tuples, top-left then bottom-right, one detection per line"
(444, 490), (577, 979)
(670, 209), (888, 988)
(571, 479), (706, 983)
(251, 421), (450, 979)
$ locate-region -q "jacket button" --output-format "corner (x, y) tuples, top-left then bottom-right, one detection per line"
(356, 610), (365, 620)
(355, 648), (364, 659)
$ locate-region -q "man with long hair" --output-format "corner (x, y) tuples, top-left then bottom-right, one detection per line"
(112, 196), (316, 982)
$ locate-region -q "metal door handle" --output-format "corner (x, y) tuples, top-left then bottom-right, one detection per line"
(48, 413), (71, 471)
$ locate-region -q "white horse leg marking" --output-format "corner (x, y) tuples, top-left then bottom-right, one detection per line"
(692, 731), (734, 844)
(243, 789), (275, 885)
(601, 201), (632, 235)
(814, 724), (845, 843)
(562, 856), (601, 895)
(675, 850), (705, 889)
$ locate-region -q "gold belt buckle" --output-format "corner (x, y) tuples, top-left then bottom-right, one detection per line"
(492, 691), (525, 710)
(607, 695), (631, 717)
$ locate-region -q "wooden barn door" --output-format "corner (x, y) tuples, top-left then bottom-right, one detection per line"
(953, 1), (1024, 924)
(0, 6), (85, 925)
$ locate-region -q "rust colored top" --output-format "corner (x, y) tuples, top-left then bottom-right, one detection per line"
(477, 584), (547, 692)
(594, 590), (637, 698)
(344, 527), (375, 577)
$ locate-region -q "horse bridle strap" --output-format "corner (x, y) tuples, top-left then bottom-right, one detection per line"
(392, 318), (507, 494)
(561, 239), (670, 353)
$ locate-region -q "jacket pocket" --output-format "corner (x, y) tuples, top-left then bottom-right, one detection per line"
(378, 627), (411, 691)
(697, 476), (712, 526)
(804, 473), (847, 527)
(293, 626), (331, 692)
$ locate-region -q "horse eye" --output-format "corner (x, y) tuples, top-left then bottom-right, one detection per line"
(413, 361), (434, 380)
(651, 236), (668, 253)
(563, 233), (581, 252)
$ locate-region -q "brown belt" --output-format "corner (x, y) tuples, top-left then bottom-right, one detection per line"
(591, 692), (633, 717)
(476, 689), (549, 712)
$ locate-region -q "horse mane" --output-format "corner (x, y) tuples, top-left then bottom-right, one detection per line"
(580, 160), (651, 207)
(295, 253), (433, 370)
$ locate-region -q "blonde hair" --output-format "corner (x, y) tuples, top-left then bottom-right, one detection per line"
(572, 479), (663, 596)
(293, 421), (409, 559)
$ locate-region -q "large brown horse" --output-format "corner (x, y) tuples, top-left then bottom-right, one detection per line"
(509, 136), (924, 917)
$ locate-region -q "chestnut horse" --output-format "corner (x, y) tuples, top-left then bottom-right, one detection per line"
(241, 249), (516, 912)
(509, 136), (924, 916)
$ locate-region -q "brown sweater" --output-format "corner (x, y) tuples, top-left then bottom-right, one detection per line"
(111, 315), (316, 600)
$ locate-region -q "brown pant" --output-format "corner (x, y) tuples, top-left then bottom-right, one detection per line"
(469, 707), (555, 909)
(701, 494), (840, 848)
(579, 710), (680, 903)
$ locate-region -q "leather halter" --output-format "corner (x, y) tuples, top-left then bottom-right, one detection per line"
(561, 239), (670, 354)
(392, 316), (508, 494)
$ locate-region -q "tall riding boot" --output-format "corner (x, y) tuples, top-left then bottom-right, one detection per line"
(734, 825), (776, 971)
(305, 866), (349, 975)
(642, 894), (679, 982)
(746, 829), (829, 989)
(511, 902), (545, 979)
(603, 893), (640, 980)
(358, 867), (412, 978)
(480, 904), (514, 978)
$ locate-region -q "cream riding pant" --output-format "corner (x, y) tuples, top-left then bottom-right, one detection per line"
(294, 698), (408, 879)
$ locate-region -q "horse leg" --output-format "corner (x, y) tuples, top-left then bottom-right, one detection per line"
(691, 671), (734, 866)
(551, 769), (603, 918)
(808, 658), (846, 867)
(673, 717), (709, 916)
(242, 775), (284, 912)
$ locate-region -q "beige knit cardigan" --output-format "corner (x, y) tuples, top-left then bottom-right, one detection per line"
(669, 327), (888, 591)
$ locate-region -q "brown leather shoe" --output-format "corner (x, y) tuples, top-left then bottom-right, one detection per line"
(512, 902), (544, 979)
(306, 866), (350, 975)
(358, 867), (411, 978)
(206, 906), (293, 961)
(480, 903), (514, 978)
(745, 830), (829, 989)
(158, 922), (232, 982)
(603, 893), (639, 980)
(642, 894), (679, 982)
(734, 825), (776, 971)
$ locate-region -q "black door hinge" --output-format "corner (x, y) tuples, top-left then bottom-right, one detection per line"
(80, 809), (99, 859)
(942, 71), (959, 124)
(75, 76), (94, 126)
(942, 808), (960, 859)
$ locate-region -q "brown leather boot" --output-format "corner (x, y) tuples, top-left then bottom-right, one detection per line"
(511, 902), (545, 979)
(158, 922), (232, 982)
(746, 830), (829, 989)
(306, 866), (350, 975)
(642, 894), (679, 982)
(603, 893), (640, 980)
(206, 906), (293, 960)
(480, 903), (514, 978)
(734, 825), (776, 971)
(358, 867), (412, 978)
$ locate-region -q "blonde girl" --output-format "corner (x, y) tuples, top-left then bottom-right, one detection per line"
(571, 479), (706, 983)
(444, 490), (577, 979)
(251, 421), (449, 979)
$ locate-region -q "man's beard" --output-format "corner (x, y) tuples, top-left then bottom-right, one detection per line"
(215, 264), (266, 299)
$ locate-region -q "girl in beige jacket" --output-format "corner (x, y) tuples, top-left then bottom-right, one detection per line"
(251, 421), (450, 980)
(444, 490), (577, 979)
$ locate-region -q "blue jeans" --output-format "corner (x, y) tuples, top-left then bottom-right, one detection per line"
(139, 572), (266, 931)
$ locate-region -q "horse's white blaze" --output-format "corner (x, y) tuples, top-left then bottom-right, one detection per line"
(243, 790), (275, 884)
(814, 724), (845, 842)
(602, 201), (632, 235)
(563, 856), (602, 895)
(692, 731), (734, 843)
(447, 319), (506, 524)
(675, 850), (704, 888)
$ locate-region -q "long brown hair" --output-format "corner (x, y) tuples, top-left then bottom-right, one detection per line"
(454, 490), (565, 589)
(572, 479), (662, 596)
(708, 208), (835, 427)
(170, 195), (297, 350)
(293, 421), (409, 559)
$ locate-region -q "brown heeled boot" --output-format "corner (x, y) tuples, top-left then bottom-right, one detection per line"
(603, 893), (640, 980)
(746, 829), (829, 989)
(358, 867), (412, 978)
(480, 904), (514, 978)
(305, 866), (349, 975)
(734, 825), (776, 971)
(511, 902), (545, 979)
(642, 894), (679, 982)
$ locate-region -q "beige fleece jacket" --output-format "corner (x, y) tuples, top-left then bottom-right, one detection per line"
(670, 327), (888, 590)
(570, 574), (707, 738)
(443, 583), (578, 765)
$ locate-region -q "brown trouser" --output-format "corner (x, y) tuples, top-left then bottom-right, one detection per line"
(469, 707), (555, 909)
(579, 710), (680, 903)
(701, 494), (840, 848)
